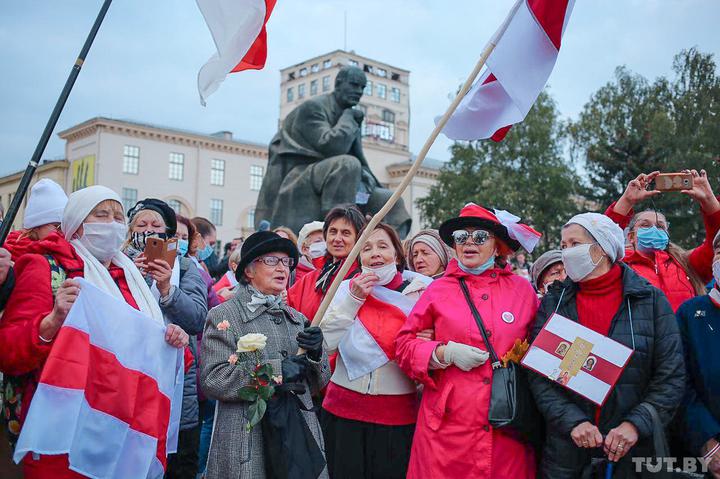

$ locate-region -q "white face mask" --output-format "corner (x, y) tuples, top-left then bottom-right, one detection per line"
(713, 260), (720, 285)
(562, 243), (601, 282)
(361, 262), (398, 286)
(308, 241), (327, 259)
(79, 221), (128, 263)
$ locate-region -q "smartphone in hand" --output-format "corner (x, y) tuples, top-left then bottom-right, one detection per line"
(654, 173), (692, 191)
(144, 237), (178, 269)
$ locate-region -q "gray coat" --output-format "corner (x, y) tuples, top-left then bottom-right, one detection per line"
(160, 257), (208, 430)
(200, 284), (330, 479)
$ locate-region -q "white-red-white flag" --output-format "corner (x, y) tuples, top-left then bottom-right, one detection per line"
(440, 0), (575, 141)
(14, 279), (184, 479)
(196, 0), (276, 105)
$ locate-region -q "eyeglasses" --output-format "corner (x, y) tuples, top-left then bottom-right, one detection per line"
(452, 229), (490, 245)
(255, 256), (295, 268)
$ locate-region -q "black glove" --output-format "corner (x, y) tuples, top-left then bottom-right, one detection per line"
(275, 382), (307, 396)
(297, 326), (323, 361)
(281, 355), (308, 384)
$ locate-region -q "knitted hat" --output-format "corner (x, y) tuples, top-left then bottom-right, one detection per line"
(23, 179), (68, 229)
(565, 213), (625, 263)
(407, 229), (452, 272)
(530, 249), (563, 289)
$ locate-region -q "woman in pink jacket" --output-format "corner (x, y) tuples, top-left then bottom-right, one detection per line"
(395, 203), (542, 479)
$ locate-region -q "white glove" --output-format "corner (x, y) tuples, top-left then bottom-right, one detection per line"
(443, 341), (489, 371)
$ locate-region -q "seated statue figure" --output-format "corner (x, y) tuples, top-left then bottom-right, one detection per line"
(255, 66), (412, 237)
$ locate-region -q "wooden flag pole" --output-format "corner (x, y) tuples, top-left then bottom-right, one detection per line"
(0, 0), (113, 244)
(307, 0), (523, 329)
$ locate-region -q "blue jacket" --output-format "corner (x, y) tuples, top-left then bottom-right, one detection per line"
(676, 294), (720, 454)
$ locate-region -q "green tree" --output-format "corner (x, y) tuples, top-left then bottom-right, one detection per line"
(569, 48), (720, 247)
(418, 91), (581, 253)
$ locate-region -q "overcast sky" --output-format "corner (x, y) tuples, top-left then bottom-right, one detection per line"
(1, 0), (719, 177)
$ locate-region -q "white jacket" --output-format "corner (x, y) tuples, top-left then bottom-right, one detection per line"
(319, 271), (431, 396)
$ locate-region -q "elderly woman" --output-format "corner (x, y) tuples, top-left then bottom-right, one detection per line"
(295, 221), (326, 282)
(124, 198), (208, 479)
(676, 230), (720, 478)
(606, 169), (720, 311)
(527, 212), (685, 478)
(200, 231), (331, 479)
(395, 203), (542, 478)
(0, 186), (188, 478)
(530, 249), (566, 296)
(319, 223), (432, 478)
(406, 229), (452, 279)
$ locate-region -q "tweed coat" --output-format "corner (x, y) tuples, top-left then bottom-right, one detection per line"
(200, 283), (331, 479)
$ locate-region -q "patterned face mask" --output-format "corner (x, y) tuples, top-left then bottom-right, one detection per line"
(130, 231), (168, 251)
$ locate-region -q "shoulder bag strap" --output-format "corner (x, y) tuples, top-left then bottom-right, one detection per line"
(638, 402), (670, 457)
(458, 278), (501, 368)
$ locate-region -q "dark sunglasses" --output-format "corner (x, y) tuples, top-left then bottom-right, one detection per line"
(255, 256), (295, 268)
(452, 229), (490, 245)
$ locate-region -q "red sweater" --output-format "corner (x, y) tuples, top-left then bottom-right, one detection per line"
(576, 264), (624, 336)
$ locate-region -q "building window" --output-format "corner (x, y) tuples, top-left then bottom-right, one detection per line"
(211, 159), (225, 186)
(247, 208), (255, 228)
(310, 79), (318, 96)
(377, 83), (387, 99)
(311, 63), (319, 73)
(168, 152), (184, 181)
(391, 87), (401, 103)
(363, 64), (374, 74)
(288, 72), (295, 81)
(122, 145), (140, 175)
(250, 165), (264, 191)
(382, 110), (395, 123)
(287, 87), (294, 102)
(323, 59), (332, 69)
(322, 75), (331, 92)
(167, 199), (181, 213)
(298, 84), (306, 99)
(299, 67), (308, 77)
(391, 72), (400, 81)
(348, 59), (358, 67)
(210, 199), (223, 226)
(377, 68), (387, 78)
(364, 80), (373, 96)
(121, 188), (137, 212)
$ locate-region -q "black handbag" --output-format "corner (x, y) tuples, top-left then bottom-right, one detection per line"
(458, 278), (543, 448)
(261, 387), (326, 479)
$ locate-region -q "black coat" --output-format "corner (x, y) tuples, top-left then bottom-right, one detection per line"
(527, 264), (685, 479)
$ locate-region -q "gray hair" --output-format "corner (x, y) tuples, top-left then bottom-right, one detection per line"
(228, 248), (242, 267)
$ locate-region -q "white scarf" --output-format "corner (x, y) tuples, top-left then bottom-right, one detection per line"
(62, 186), (164, 324)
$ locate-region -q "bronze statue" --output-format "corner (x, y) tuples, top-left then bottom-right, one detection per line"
(255, 66), (412, 237)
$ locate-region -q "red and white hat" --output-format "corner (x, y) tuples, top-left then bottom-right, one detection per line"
(439, 203), (542, 254)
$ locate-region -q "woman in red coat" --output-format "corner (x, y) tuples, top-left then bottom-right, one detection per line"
(287, 205), (366, 322)
(0, 186), (188, 479)
(395, 203), (542, 479)
(605, 169), (720, 311)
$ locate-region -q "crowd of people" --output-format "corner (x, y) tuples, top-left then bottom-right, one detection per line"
(0, 169), (718, 478)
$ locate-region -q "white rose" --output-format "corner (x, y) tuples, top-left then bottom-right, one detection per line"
(237, 333), (268, 353)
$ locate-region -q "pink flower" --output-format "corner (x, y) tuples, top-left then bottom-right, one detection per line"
(217, 320), (230, 331)
(227, 354), (238, 365)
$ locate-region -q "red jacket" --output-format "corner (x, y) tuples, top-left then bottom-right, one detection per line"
(287, 257), (359, 322)
(395, 260), (538, 478)
(0, 231), (140, 478)
(605, 202), (720, 311)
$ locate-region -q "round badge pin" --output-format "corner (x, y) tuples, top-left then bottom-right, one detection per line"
(501, 312), (515, 324)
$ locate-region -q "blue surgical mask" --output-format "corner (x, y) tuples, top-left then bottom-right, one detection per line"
(198, 244), (214, 261)
(636, 226), (669, 253)
(177, 238), (189, 257)
(458, 254), (495, 276)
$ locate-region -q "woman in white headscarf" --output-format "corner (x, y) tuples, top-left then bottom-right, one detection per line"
(406, 229), (453, 279)
(0, 185), (188, 478)
(527, 212), (685, 478)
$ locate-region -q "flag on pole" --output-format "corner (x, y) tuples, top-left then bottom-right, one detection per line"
(14, 279), (184, 479)
(196, 0), (277, 105)
(439, 0), (575, 141)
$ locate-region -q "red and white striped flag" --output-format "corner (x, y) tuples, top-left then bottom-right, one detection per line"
(440, 0), (575, 141)
(196, 0), (277, 105)
(521, 313), (633, 406)
(14, 279), (184, 478)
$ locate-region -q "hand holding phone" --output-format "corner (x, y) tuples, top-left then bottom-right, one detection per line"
(654, 173), (692, 191)
(144, 237), (178, 269)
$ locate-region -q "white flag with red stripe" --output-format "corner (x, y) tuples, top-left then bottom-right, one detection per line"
(521, 313), (633, 406)
(14, 279), (184, 479)
(440, 0), (575, 141)
(196, 0), (276, 105)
